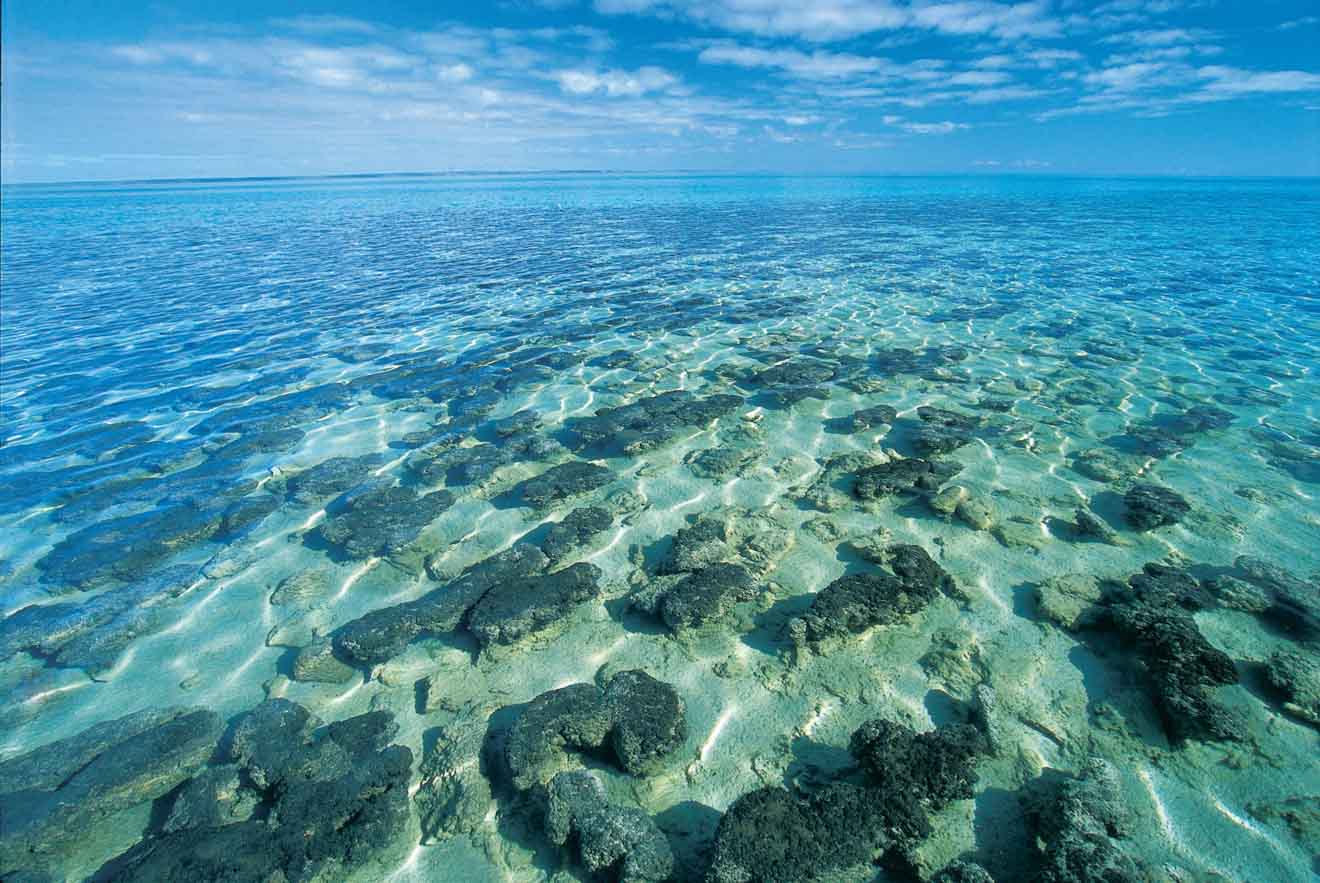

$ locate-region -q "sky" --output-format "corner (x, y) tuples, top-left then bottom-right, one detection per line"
(3, 1), (1319, 182)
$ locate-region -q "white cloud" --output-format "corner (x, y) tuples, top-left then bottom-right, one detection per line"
(438, 63), (475, 83)
(1191, 66), (1320, 99)
(883, 113), (968, 134)
(596, 0), (1060, 42)
(698, 45), (885, 79)
(552, 66), (679, 96)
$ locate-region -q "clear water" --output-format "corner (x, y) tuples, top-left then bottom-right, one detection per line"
(1, 174), (1318, 881)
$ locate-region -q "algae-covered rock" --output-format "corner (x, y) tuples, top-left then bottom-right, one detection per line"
(415, 716), (493, 841)
(792, 544), (953, 646)
(101, 704), (414, 883)
(514, 460), (614, 509)
(686, 445), (760, 478)
(1122, 483), (1190, 531)
(545, 771), (674, 883)
(541, 506), (613, 564)
(1264, 649), (1320, 725)
(604, 670), (688, 775)
(333, 544), (548, 666)
(932, 861), (996, 883)
(655, 563), (760, 633)
(1105, 587), (1241, 742)
(1022, 757), (1142, 883)
(849, 718), (986, 808)
(660, 518), (733, 574)
(567, 390), (743, 455)
(853, 457), (943, 499)
(504, 672), (687, 789)
(465, 561), (602, 648)
(0, 707), (223, 872)
(318, 483), (455, 558)
(1036, 574), (1103, 631)
(505, 683), (616, 790)
(161, 764), (256, 833)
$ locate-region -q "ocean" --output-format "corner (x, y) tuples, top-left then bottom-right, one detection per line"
(1, 173), (1318, 881)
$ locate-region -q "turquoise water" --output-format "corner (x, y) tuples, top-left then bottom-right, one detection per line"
(1, 174), (1318, 881)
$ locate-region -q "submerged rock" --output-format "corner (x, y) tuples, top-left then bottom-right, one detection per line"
(545, 771), (674, 883)
(567, 390), (743, 455)
(707, 718), (983, 883)
(603, 670), (688, 775)
(842, 404), (898, 432)
(1264, 649), (1320, 726)
(685, 445), (760, 478)
(649, 563), (760, 633)
(415, 716), (493, 842)
(853, 457), (959, 500)
(1105, 580), (1241, 742)
(333, 544), (548, 666)
(791, 544), (955, 647)
(318, 484), (455, 558)
(102, 704), (414, 883)
(504, 671), (686, 790)
(1122, 483), (1190, 531)
(1021, 757), (1142, 883)
(931, 861), (996, 883)
(505, 683), (615, 790)
(514, 460), (614, 509)
(659, 518), (734, 574)
(1036, 574), (1104, 631)
(540, 506), (613, 564)
(0, 707), (223, 872)
(465, 561), (602, 648)
(279, 453), (386, 505)
(849, 718), (986, 808)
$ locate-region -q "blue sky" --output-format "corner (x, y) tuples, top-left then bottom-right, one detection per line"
(3, 1), (1319, 181)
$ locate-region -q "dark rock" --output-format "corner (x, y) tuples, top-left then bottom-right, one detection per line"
(567, 391), (743, 455)
(917, 406), (979, 430)
(685, 445), (758, 478)
(849, 718), (986, 807)
(541, 506), (613, 564)
(228, 698), (318, 788)
(333, 544), (548, 666)
(465, 561), (602, 648)
(545, 771), (674, 882)
(913, 425), (973, 457)
(0, 565), (197, 664)
(102, 706), (414, 883)
(886, 543), (959, 600)
(1122, 483), (1190, 531)
(932, 861), (996, 883)
(515, 461), (614, 509)
(853, 457), (954, 499)
(318, 484), (455, 558)
(1021, 757), (1142, 883)
(794, 551), (944, 644)
(603, 670), (688, 775)
(656, 563), (759, 633)
(505, 684), (614, 790)
(280, 453), (386, 505)
(843, 405), (898, 432)
(1106, 592), (1241, 742)
(492, 409), (542, 437)
(0, 707), (222, 872)
(658, 519), (732, 574)
(161, 764), (256, 833)
(1127, 563), (1214, 611)
(704, 784), (900, 883)
(1263, 649), (1320, 725)
(39, 502), (225, 590)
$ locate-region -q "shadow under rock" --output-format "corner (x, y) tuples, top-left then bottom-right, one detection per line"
(739, 594), (814, 656)
(654, 800), (723, 883)
(969, 784), (1039, 881)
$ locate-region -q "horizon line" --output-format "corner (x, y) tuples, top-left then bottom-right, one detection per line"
(5, 168), (1320, 188)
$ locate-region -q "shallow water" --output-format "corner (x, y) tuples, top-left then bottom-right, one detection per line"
(1, 174), (1318, 882)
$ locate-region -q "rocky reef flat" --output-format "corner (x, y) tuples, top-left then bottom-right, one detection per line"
(1, 176), (1318, 882)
